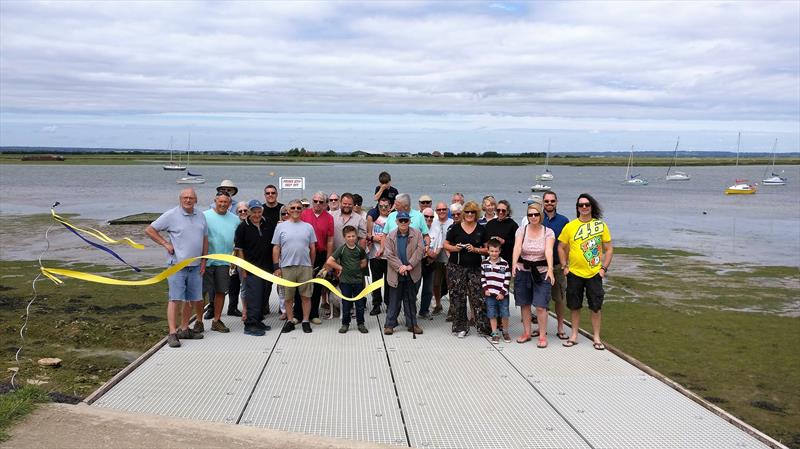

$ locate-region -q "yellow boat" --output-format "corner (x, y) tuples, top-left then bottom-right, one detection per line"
(725, 180), (757, 194)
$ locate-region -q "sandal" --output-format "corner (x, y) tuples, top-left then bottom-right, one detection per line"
(562, 340), (578, 347)
(537, 338), (548, 349)
(593, 342), (606, 351)
(556, 332), (569, 340)
(532, 330), (542, 338)
(516, 333), (531, 344)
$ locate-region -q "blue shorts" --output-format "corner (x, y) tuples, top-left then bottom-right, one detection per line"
(167, 265), (203, 301)
(513, 270), (551, 309)
(485, 295), (510, 319)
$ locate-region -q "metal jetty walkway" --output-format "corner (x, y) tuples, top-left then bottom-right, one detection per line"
(88, 296), (779, 449)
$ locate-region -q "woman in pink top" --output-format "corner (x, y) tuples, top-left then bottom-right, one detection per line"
(511, 202), (555, 347)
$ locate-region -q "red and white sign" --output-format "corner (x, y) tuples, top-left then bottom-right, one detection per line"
(279, 177), (305, 190)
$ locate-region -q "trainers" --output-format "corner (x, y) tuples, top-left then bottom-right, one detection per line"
(291, 318), (300, 325)
(408, 325), (423, 335)
(176, 328), (203, 340)
(456, 330), (468, 339)
(432, 305), (443, 315)
(503, 332), (512, 343)
(203, 309), (214, 320)
(244, 325), (265, 336)
(338, 325), (349, 334)
(211, 320), (230, 333)
(491, 332), (500, 344)
(358, 324), (369, 334)
(383, 327), (394, 335)
(255, 321), (272, 331)
(167, 333), (181, 348)
(369, 306), (381, 316)
(193, 321), (204, 333)
(311, 317), (322, 325)
(282, 321), (295, 333)
(302, 322), (312, 333)
(227, 309), (242, 317)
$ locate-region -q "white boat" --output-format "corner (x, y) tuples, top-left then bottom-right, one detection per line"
(536, 139), (554, 181)
(761, 138), (787, 186)
(622, 145), (648, 185)
(530, 183), (551, 192)
(175, 135), (205, 184)
(665, 137), (690, 181)
(162, 137), (186, 171)
(725, 132), (756, 194)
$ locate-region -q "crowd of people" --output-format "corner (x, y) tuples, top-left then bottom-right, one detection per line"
(146, 171), (614, 351)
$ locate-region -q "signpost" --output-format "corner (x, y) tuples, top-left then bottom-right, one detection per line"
(279, 176), (305, 199)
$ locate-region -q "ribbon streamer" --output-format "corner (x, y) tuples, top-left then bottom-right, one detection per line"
(41, 253), (383, 302)
(59, 222), (141, 272)
(51, 210), (145, 249)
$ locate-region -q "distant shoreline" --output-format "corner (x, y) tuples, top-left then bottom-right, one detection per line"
(1, 152), (798, 167)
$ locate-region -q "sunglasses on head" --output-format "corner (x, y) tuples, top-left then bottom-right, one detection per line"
(577, 203), (591, 208)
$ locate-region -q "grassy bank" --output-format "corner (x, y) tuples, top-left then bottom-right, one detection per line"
(1, 152), (798, 167)
(0, 386), (50, 442)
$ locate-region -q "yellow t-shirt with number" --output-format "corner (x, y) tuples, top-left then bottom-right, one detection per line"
(557, 218), (611, 278)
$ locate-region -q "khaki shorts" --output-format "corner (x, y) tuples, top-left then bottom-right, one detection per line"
(551, 264), (566, 304)
(281, 265), (314, 299)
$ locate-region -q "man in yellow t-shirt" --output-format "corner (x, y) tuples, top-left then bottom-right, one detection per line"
(557, 193), (613, 351)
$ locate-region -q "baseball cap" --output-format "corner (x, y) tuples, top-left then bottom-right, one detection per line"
(248, 199), (263, 210)
(396, 211), (410, 220)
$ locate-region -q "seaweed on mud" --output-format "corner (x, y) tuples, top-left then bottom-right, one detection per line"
(750, 400), (785, 414)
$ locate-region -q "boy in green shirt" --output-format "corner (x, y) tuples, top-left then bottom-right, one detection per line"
(326, 225), (369, 334)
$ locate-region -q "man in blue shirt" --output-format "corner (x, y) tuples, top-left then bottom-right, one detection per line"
(541, 190), (570, 340)
(146, 188), (208, 348)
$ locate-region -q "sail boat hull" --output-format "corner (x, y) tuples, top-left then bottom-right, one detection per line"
(536, 173), (554, 181)
(761, 176), (786, 186)
(163, 165), (187, 171)
(666, 172), (690, 181)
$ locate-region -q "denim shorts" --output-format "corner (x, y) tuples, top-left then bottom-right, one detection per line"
(485, 295), (510, 319)
(167, 265), (203, 301)
(513, 270), (551, 309)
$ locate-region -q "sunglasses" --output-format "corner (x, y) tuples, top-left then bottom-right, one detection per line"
(527, 212), (541, 217)
(379, 204), (391, 209)
(289, 207), (302, 211)
(577, 203), (592, 208)
(419, 200), (431, 204)
(424, 215), (434, 219)
(398, 218), (410, 223)
(328, 198), (339, 202)
(544, 200), (556, 204)
(463, 210), (477, 215)
(264, 191), (277, 195)
(496, 208), (507, 213)
(313, 200), (326, 204)
(237, 210), (248, 214)
(280, 211), (289, 216)
(435, 208), (448, 212)
(452, 212), (462, 216)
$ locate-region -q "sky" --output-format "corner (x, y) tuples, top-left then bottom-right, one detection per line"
(1, 1), (798, 153)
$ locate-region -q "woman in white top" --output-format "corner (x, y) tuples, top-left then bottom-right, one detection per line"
(511, 202), (555, 347)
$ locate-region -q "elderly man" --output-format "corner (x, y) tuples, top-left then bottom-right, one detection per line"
(202, 192), (240, 333)
(207, 179), (239, 213)
(418, 194), (433, 212)
(383, 211), (425, 335)
(300, 191), (335, 324)
(383, 193), (429, 242)
(235, 200), (276, 336)
(145, 188), (208, 348)
(558, 193), (613, 350)
(272, 199), (317, 334)
(327, 192), (340, 212)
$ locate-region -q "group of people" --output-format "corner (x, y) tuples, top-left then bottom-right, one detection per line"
(146, 171), (613, 351)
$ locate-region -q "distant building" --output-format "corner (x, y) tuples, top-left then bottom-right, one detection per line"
(432, 151), (443, 158)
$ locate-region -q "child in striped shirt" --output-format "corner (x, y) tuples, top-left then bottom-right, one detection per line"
(481, 238), (512, 344)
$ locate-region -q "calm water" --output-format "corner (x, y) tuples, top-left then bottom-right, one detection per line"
(1, 162), (799, 266)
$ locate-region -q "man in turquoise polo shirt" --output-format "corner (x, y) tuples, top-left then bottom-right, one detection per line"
(203, 192), (240, 333)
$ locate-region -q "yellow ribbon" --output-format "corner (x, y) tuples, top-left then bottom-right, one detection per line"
(41, 253), (382, 302)
(52, 210), (144, 249)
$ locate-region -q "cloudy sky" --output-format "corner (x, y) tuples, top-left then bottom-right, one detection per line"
(1, 1), (798, 153)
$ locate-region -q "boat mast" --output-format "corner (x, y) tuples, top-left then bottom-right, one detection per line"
(667, 137), (680, 176)
(544, 139), (551, 170)
(625, 145), (633, 180)
(735, 132), (741, 168)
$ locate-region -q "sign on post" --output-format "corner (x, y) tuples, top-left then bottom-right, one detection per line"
(279, 177), (305, 198)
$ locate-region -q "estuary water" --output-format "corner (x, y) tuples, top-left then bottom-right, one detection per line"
(1, 162), (799, 267)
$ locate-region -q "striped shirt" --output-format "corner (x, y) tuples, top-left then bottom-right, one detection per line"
(480, 257), (511, 297)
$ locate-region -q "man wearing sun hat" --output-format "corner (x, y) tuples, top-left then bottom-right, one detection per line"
(207, 179), (238, 214)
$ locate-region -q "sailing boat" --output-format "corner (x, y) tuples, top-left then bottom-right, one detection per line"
(622, 145), (648, 185)
(761, 138), (787, 186)
(665, 137), (690, 181)
(725, 132), (756, 195)
(162, 136), (187, 171)
(536, 139), (554, 181)
(176, 134), (205, 184)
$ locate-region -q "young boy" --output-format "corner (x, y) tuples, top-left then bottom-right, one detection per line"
(373, 171), (398, 206)
(481, 238), (511, 344)
(326, 225), (369, 334)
